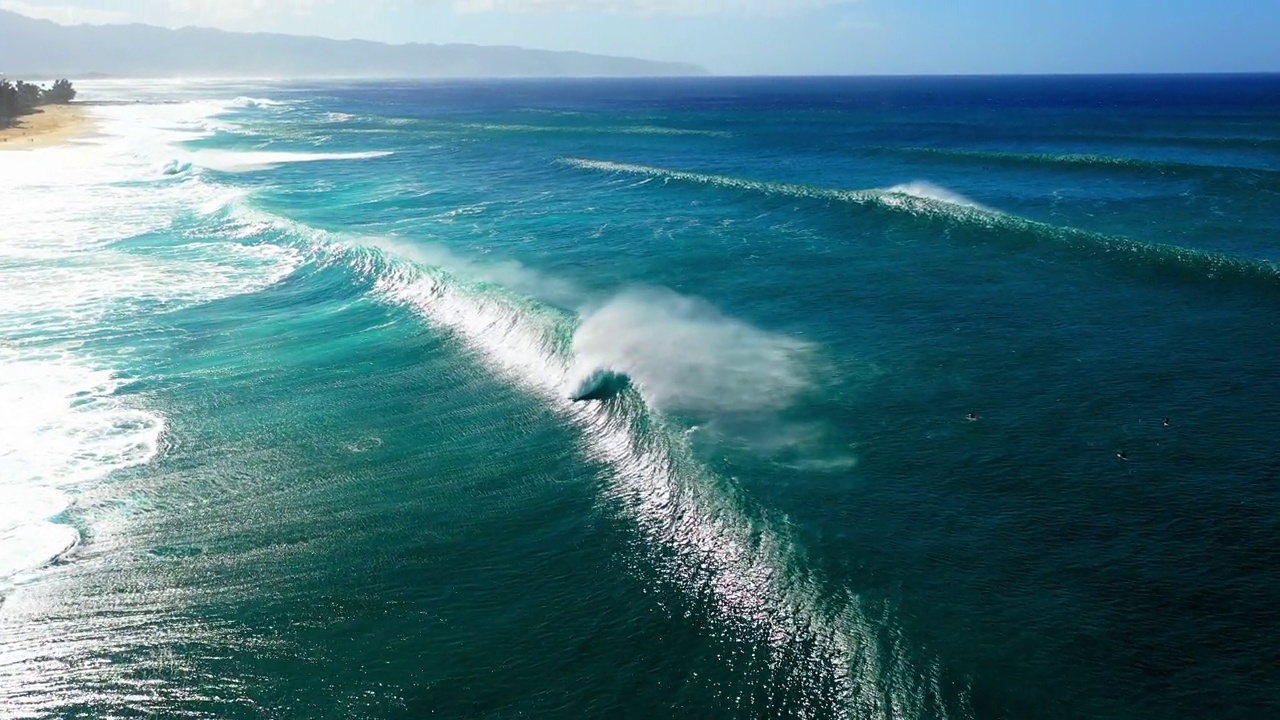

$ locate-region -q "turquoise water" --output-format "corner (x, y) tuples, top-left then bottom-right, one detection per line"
(1, 76), (1278, 719)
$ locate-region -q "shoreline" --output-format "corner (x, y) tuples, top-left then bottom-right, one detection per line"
(0, 104), (93, 150)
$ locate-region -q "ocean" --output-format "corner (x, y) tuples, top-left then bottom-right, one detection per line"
(1, 75), (1278, 719)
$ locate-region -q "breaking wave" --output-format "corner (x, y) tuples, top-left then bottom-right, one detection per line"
(209, 197), (960, 717)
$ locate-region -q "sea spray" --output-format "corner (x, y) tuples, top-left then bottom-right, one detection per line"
(571, 286), (815, 415)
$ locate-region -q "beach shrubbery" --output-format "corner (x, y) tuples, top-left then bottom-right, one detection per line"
(0, 78), (77, 125)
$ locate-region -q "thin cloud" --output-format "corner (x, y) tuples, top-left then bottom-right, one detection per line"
(0, 0), (129, 24)
(158, 0), (335, 24)
(1, 0), (336, 27)
(448, 0), (858, 15)
(3, 0), (863, 28)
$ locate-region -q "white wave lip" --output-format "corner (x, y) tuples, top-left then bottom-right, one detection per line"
(881, 180), (990, 211)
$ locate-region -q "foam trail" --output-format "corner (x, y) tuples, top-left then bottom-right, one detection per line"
(229, 96), (287, 108)
(191, 150), (393, 173)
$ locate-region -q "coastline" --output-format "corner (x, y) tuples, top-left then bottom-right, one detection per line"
(0, 103), (92, 150)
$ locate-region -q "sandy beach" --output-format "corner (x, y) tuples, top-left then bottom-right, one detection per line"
(0, 104), (92, 150)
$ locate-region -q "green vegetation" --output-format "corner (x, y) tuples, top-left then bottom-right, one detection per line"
(0, 78), (77, 126)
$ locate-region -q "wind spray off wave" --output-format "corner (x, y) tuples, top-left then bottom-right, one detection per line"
(571, 287), (815, 415)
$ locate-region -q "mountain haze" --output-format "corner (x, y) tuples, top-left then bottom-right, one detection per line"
(0, 9), (705, 78)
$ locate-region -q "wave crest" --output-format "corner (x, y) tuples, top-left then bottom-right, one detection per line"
(300, 235), (951, 718)
(883, 181), (989, 210)
(561, 157), (1280, 291)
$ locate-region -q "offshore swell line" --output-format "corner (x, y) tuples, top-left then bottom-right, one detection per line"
(869, 145), (1280, 181)
(559, 157), (1280, 291)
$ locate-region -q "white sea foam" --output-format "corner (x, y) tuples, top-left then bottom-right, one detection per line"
(0, 351), (163, 579)
(230, 96), (287, 108)
(0, 95), (301, 584)
(190, 149), (393, 172)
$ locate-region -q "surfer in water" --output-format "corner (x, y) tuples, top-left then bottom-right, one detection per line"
(1162, 417), (1170, 427)
(1117, 450), (1129, 461)
(965, 412), (979, 421)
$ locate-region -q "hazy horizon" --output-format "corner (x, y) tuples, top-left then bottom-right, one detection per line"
(2, 0), (1278, 76)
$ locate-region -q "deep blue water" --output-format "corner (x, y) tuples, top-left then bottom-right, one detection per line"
(2, 75), (1279, 719)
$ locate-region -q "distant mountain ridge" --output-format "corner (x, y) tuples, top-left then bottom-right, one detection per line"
(0, 9), (706, 78)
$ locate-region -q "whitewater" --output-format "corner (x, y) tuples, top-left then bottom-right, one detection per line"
(0, 99), (300, 583)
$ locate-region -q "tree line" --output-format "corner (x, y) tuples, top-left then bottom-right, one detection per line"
(0, 78), (77, 124)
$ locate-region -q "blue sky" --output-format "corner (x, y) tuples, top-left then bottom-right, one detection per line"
(3, 0), (1278, 75)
